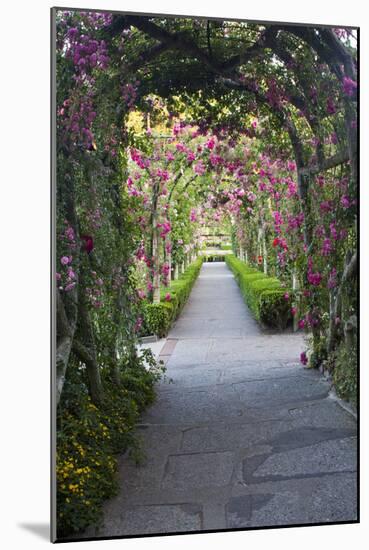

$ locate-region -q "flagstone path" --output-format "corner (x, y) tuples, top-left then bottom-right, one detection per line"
(94, 262), (357, 537)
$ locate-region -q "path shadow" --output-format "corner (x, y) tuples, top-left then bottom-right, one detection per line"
(18, 522), (50, 541)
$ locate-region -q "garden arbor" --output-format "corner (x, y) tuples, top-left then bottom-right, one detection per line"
(56, 11), (357, 408)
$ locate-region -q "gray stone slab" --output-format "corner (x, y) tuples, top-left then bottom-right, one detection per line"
(162, 451), (234, 490)
(243, 472), (358, 527)
(180, 420), (293, 453)
(219, 362), (300, 383)
(166, 339), (211, 366)
(159, 366), (222, 389)
(226, 493), (275, 528)
(142, 386), (244, 425)
(208, 343), (305, 363)
(234, 374), (330, 408)
(244, 436), (356, 483)
(100, 503), (202, 536)
(306, 472), (357, 523)
(287, 399), (357, 429)
(249, 491), (308, 527)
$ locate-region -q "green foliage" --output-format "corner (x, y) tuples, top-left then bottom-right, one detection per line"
(308, 334), (328, 369)
(203, 254), (226, 262)
(226, 255), (293, 328)
(247, 279), (282, 317)
(333, 341), (357, 405)
(142, 258), (203, 337)
(56, 352), (164, 538)
(259, 290), (294, 329)
(142, 302), (174, 338)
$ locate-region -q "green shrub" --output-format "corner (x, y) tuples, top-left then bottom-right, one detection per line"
(220, 244), (232, 250)
(246, 278), (282, 318)
(143, 302), (174, 337)
(203, 240), (221, 248)
(226, 254), (293, 329)
(203, 254), (225, 262)
(333, 341), (357, 405)
(259, 290), (294, 329)
(142, 257), (203, 337)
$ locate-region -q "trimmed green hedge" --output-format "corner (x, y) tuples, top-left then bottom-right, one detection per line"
(225, 255), (293, 329)
(203, 254), (225, 262)
(142, 257), (203, 337)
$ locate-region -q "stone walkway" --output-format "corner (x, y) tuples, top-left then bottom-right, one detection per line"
(96, 262), (357, 537)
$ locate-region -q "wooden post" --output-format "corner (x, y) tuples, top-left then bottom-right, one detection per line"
(152, 224), (161, 304)
(292, 269), (299, 332)
(167, 246), (172, 282)
(152, 182), (160, 304)
(262, 231), (267, 274)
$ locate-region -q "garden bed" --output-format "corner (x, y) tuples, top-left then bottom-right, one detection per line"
(141, 257), (204, 337)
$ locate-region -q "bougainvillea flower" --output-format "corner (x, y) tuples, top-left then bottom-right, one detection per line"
(64, 282), (76, 292)
(342, 76), (357, 97)
(81, 235), (94, 254)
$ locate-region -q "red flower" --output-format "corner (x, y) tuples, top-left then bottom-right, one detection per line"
(81, 235), (94, 254)
(257, 255), (263, 265)
(272, 238), (279, 247)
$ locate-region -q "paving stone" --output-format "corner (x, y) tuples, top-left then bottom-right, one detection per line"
(244, 436), (356, 483)
(249, 491), (307, 527)
(180, 420), (292, 453)
(162, 451), (234, 490)
(158, 365), (223, 389)
(226, 493), (275, 528)
(100, 503), (202, 536)
(287, 399), (357, 429)
(232, 373), (330, 408)
(306, 472), (357, 523)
